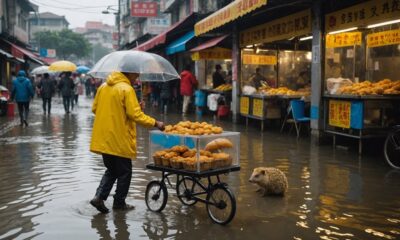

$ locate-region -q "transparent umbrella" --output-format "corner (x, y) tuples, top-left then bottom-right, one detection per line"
(31, 66), (50, 75)
(89, 50), (180, 82)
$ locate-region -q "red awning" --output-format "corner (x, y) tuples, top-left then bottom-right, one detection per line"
(190, 35), (228, 52)
(7, 41), (44, 65)
(134, 13), (195, 52)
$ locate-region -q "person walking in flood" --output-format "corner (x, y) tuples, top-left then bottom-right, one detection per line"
(58, 72), (75, 114)
(180, 65), (197, 115)
(11, 70), (34, 127)
(89, 71), (165, 213)
(37, 73), (55, 115)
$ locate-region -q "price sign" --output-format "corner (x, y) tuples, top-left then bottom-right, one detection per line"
(328, 100), (351, 128)
(240, 96), (250, 115)
(252, 98), (264, 118)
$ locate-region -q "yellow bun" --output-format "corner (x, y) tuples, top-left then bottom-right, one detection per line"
(204, 138), (233, 151)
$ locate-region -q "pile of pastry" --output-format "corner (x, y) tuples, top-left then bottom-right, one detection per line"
(259, 87), (307, 96)
(214, 84), (232, 91)
(337, 79), (400, 95)
(152, 138), (233, 171)
(164, 121), (223, 135)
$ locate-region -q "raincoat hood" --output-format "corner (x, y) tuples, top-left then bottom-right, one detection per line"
(17, 70), (26, 77)
(180, 70), (191, 78)
(106, 72), (131, 86)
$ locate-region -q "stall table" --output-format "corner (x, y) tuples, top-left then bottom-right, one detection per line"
(240, 94), (304, 131)
(323, 94), (400, 154)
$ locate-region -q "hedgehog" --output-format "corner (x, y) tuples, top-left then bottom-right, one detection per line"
(249, 167), (288, 196)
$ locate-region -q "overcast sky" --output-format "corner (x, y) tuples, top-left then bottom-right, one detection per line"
(31, 0), (118, 28)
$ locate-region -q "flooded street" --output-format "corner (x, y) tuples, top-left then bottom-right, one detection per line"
(0, 97), (399, 240)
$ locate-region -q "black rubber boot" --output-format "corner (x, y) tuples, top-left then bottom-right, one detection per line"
(90, 197), (109, 213)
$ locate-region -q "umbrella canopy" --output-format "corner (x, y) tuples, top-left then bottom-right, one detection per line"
(89, 50), (179, 81)
(76, 65), (90, 74)
(49, 60), (77, 72)
(31, 66), (50, 75)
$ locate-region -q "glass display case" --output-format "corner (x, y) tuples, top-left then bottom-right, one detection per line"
(278, 50), (312, 90)
(205, 60), (232, 87)
(149, 130), (240, 172)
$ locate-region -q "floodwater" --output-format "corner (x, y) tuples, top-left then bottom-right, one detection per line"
(0, 97), (399, 240)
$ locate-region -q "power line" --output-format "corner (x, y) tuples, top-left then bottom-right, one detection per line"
(31, 0), (116, 10)
(30, 0), (107, 14)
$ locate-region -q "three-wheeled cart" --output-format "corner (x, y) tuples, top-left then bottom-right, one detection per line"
(144, 130), (240, 225)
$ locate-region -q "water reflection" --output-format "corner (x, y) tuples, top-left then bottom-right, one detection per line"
(0, 98), (399, 239)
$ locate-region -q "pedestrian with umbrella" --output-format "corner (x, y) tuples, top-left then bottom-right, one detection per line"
(49, 61), (77, 114)
(11, 70), (34, 127)
(88, 50), (178, 213)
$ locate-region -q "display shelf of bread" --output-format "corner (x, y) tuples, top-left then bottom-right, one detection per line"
(150, 130), (240, 172)
(214, 84), (232, 91)
(164, 121), (223, 135)
(258, 86), (311, 96)
(337, 79), (400, 96)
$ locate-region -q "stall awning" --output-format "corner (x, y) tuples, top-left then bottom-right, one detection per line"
(0, 49), (13, 59)
(166, 31), (195, 55)
(134, 13), (196, 52)
(190, 35), (229, 52)
(7, 41), (44, 65)
(191, 47), (232, 61)
(194, 0), (267, 36)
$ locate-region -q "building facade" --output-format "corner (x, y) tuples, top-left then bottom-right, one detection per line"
(28, 12), (69, 46)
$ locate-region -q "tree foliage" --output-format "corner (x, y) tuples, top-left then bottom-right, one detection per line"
(34, 29), (91, 59)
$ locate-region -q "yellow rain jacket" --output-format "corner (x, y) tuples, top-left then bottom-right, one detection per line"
(90, 72), (156, 159)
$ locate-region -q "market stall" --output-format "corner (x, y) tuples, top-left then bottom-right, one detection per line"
(323, 0), (400, 154)
(238, 9), (312, 130)
(191, 42), (233, 115)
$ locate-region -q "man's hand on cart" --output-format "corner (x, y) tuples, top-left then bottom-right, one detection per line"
(155, 121), (165, 131)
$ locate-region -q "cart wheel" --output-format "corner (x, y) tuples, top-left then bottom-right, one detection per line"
(145, 180), (168, 212)
(176, 177), (199, 206)
(206, 185), (236, 225)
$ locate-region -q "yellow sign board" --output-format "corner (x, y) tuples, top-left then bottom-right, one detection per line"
(240, 9), (311, 46)
(240, 96), (250, 115)
(242, 54), (277, 65)
(367, 29), (400, 47)
(328, 100), (351, 128)
(252, 98), (264, 118)
(191, 47), (232, 61)
(325, 0), (400, 32)
(326, 31), (362, 48)
(195, 0), (268, 36)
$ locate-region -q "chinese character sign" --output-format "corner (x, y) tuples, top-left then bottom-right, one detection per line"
(326, 0), (400, 32)
(326, 32), (362, 48)
(367, 29), (400, 47)
(240, 96), (250, 115)
(131, 1), (158, 17)
(191, 48), (232, 61)
(240, 9), (311, 46)
(252, 98), (264, 117)
(242, 54), (277, 65)
(328, 100), (351, 128)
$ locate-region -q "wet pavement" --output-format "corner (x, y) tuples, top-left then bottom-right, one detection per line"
(0, 97), (399, 240)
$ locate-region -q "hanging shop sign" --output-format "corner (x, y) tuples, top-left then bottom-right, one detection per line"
(326, 0), (400, 32)
(328, 100), (351, 128)
(367, 29), (400, 47)
(131, 1), (158, 17)
(191, 47), (232, 61)
(195, 0), (268, 36)
(240, 96), (250, 115)
(326, 31), (362, 48)
(242, 54), (277, 65)
(240, 9), (311, 47)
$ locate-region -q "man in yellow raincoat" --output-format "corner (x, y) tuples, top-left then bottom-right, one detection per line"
(90, 71), (164, 213)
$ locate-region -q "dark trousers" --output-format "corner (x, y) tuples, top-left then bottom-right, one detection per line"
(42, 97), (51, 114)
(95, 154), (132, 205)
(72, 94), (78, 110)
(17, 102), (29, 124)
(62, 96), (71, 113)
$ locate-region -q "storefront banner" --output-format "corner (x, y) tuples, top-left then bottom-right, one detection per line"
(195, 0), (268, 36)
(131, 1), (158, 17)
(326, 0), (400, 32)
(367, 29), (400, 47)
(326, 32), (362, 48)
(252, 98), (264, 117)
(240, 9), (311, 46)
(191, 47), (232, 61)
(240, 96), (250, 115)
(328, 100), (351, 128)
(242, 54), (277, 65)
